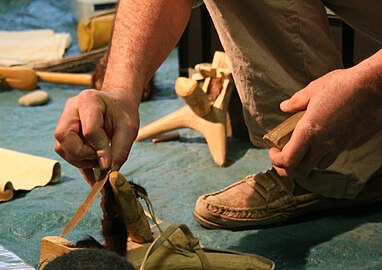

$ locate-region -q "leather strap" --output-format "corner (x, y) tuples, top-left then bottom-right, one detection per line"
(60, 170), (110, 237)
(140, 224), (210, 270)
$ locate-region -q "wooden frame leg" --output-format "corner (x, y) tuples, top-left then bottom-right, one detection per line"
(136, 51), (233, 167)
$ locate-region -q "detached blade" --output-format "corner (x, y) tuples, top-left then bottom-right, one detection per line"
(60, 170), (110, 237)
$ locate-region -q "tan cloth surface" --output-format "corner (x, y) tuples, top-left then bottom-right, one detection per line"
(203, 0), (382, 199)
(0, 147), (61, 202)
(0, 29), (71, 66)
(204, 0), (343, 147)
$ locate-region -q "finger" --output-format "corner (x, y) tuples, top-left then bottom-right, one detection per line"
(55, 103), (98, 163)
(288, 148), (320, 177)
(290, 146), (341, 177)
(55, 141), (98, 168)
(272, 165), (289, 177)
(269, 125), (310, 172)
(269, 146), (307, 177)
(110, 121), (137, 171)
(280, 87), (312, 113)
(55, 131), (97, 159)
(56, 150), (98, 169)
(78, 94), (112, 170)
(273, 136), (338, 177)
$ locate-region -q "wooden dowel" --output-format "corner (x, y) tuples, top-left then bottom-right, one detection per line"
(152, 131), (180, 143)
(36, 71), (92, 86)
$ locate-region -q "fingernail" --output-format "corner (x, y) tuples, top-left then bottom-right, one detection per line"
(97, 149), (110, 170)
(99, 156), (108, 170)
(280, 100), (288, 107)
(280, 100), (290, 111)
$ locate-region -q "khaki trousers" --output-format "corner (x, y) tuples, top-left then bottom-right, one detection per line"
(203, 0), (382, 199)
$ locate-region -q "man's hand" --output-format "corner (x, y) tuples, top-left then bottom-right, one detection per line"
(269, 61), (382, 177)
(54, 0), (193, 184)
(54, 89), (139, 183)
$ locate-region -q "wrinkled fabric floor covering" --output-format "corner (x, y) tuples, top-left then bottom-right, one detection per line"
(0, 244), (33, 269)
(0, 1), (381, 269)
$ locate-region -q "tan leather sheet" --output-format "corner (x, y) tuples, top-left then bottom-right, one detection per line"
(0, 147), (61, 202)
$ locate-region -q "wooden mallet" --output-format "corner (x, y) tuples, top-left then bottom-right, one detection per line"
(0, 66), (92, 91)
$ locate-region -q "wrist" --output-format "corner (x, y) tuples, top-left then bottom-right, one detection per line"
(101, 87), (141, 114)
(351, 49), (382, 100)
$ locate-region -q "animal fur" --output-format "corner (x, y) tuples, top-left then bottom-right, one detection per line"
(43, 248), (136, 270)
(75, 181), (148, 257)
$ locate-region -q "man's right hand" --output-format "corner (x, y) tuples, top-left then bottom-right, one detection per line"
(54, 89), (139, 184)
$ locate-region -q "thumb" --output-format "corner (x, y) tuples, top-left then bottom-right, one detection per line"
(78, 97), (112, 170)
(96, 144), (112, 170)
(280, 87), (311, 113)
(83, 126), (112, 170)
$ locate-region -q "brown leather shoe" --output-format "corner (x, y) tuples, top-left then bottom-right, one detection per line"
(193, 169), (382, 230)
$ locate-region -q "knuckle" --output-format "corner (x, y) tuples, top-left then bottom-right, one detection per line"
(54, 143), (63, 155)
(273, 156), (293, 170)
(300, 120), (319, 136)
(78, 89), (100, 101)
(82, 128), (95, 140)
(81, 127), (99, 141)
(322, 138), (337, 150)
(54, 129), (66, 142)
(63, 96), (78, 109)
(281, 157), (296, 169)
(72, 144), (86, 157)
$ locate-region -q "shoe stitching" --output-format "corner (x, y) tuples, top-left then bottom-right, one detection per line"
(201, 171), (300, 219)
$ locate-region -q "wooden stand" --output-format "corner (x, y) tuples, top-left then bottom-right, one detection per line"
(136, 52), (233, 166)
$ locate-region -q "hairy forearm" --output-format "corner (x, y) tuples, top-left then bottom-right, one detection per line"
(102, 0), (193, 104)
(351, 49), (382, 101)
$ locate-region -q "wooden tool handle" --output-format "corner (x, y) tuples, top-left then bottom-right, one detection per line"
(36, 71), (93, 87)
(263, 111), (305, 148)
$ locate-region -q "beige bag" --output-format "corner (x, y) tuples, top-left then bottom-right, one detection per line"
(77, 10), (115, 52)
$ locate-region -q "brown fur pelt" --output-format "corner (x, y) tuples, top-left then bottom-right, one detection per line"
(99, 181), (128, 256)
(75, 180), (148, 257)
(92, 52), (153, 101)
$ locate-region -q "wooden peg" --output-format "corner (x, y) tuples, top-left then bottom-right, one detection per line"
(175, 77), (211, 117)
(152, 131), (180, 143)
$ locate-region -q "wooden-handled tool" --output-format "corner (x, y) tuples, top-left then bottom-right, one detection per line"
(0, 66), (92, 91)
(263, 111), (306, 148)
